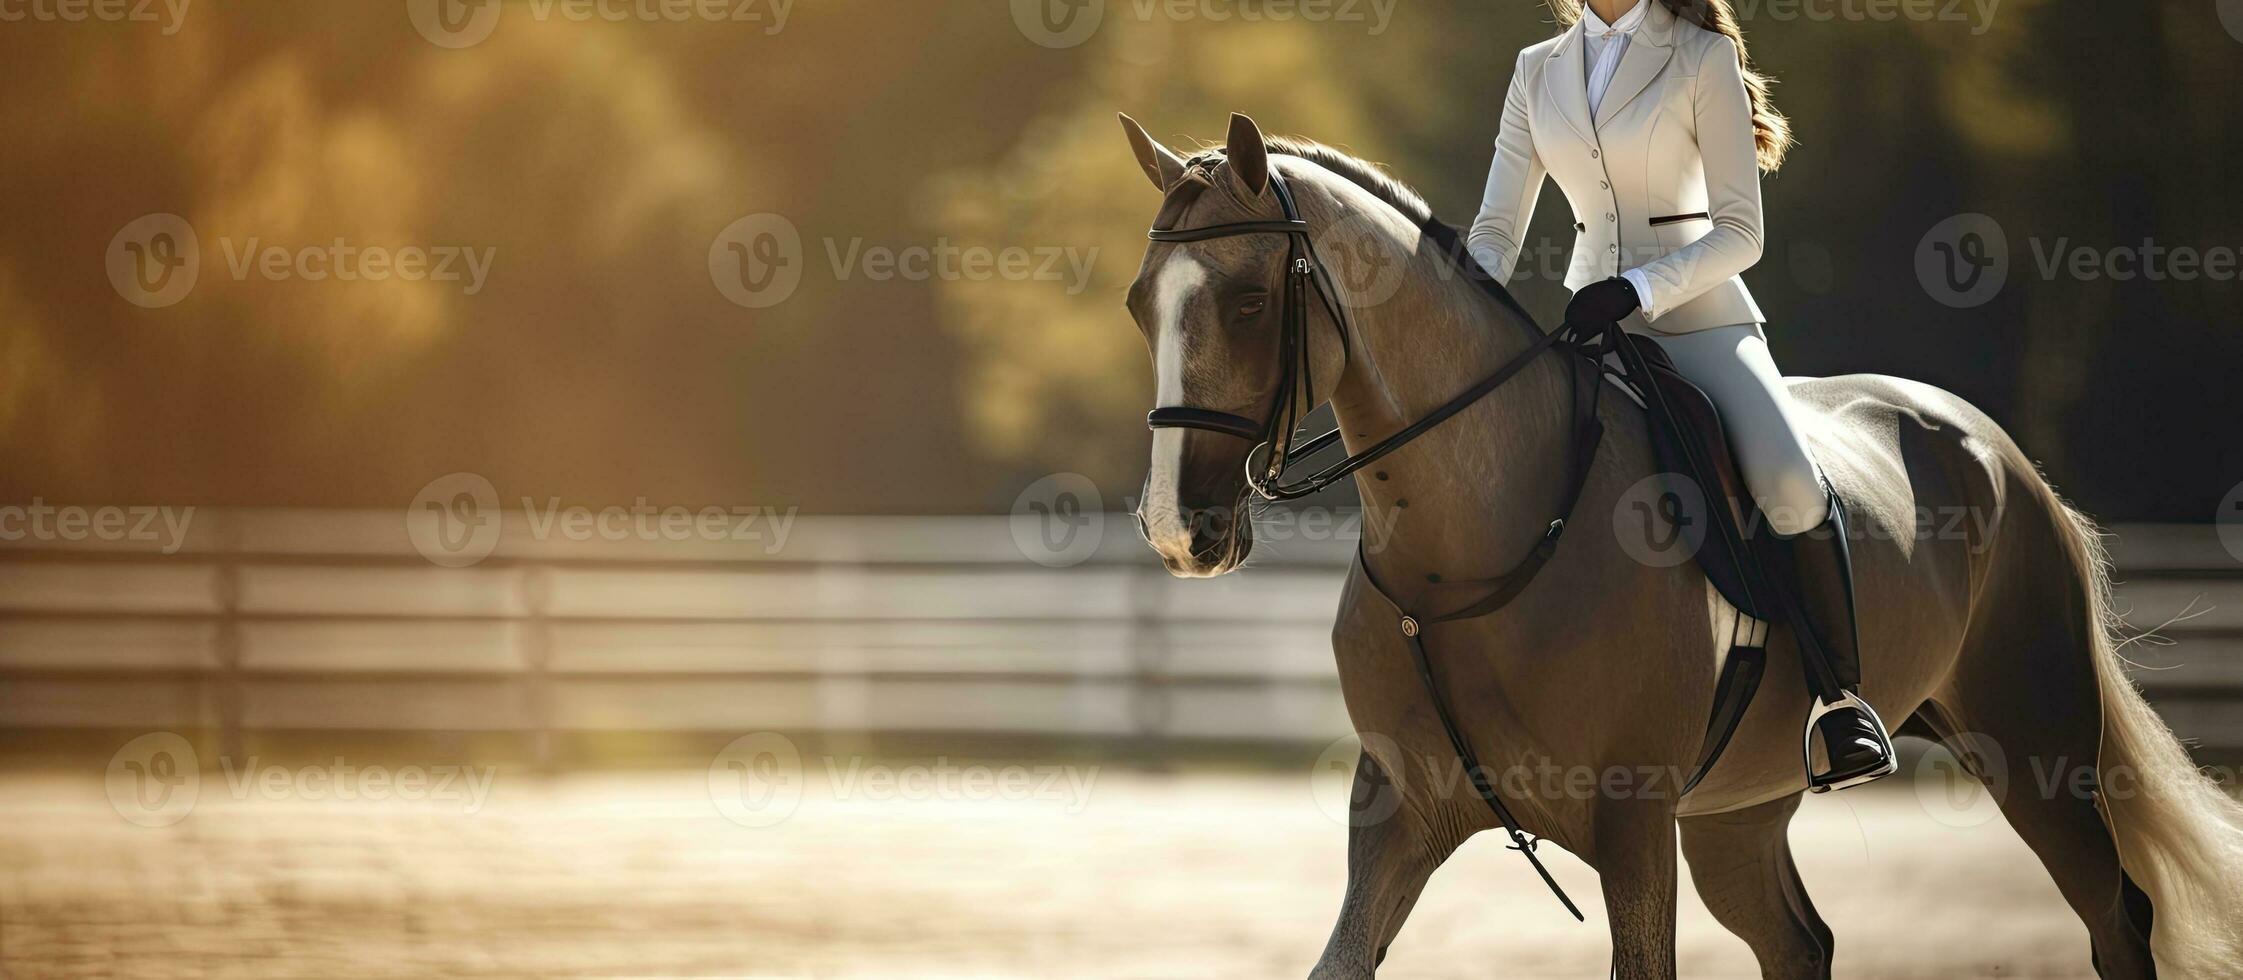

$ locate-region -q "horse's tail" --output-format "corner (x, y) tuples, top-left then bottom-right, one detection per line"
(2040, 480), (2243, 972)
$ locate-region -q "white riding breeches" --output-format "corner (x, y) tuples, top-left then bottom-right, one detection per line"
(1652, 323), (1831, 536)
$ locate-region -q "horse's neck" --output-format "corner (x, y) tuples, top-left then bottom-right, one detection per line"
(1324, 226), (1576, 589)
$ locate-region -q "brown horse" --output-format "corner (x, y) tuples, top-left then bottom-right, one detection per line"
(1116, 112), (2243, 979)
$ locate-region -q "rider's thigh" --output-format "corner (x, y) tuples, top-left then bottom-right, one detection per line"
(1654, 323), (1830, 535)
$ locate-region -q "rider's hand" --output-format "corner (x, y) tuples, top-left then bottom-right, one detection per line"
(1564, 276), (1642, 327)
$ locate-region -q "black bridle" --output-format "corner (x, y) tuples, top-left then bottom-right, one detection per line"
(1145, 168), (1567, 502)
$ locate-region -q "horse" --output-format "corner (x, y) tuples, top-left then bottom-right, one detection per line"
(1114, 111), (2243, 979)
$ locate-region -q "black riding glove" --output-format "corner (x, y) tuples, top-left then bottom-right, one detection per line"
(1564, 276), (1642, 327)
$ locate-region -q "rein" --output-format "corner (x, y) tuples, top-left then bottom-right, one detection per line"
(1143, 160), (1619, 920)
(1146, 168), (1575, 502)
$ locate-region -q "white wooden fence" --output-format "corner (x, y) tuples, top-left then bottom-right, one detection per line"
(0, 511), (2235, 757)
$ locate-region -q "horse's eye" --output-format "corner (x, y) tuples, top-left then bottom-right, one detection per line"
(1237, 298), (1267, 318)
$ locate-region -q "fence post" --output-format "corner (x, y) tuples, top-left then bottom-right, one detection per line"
(212, 515), (244, 765)
(1126, 560), (1172, 753)
(522, 563), (554, 771)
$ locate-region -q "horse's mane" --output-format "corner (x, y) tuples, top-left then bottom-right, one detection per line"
(1177, 134), (1534, 327)
(1261, 136), (1440, 228)
(1234, 135), (1533, 325)
(1184, 135), (1441, 229)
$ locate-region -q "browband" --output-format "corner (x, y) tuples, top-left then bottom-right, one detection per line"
(1148, 219), (1310, 243)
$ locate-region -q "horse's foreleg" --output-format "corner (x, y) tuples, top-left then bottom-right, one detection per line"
(1595, 799), (1680, 980)
(1679, 794), (1832, 979)
(1308, 752), (1451, 980)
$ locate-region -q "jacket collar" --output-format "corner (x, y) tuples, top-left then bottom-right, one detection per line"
(1543, 2), (1680, 139)
(1595, 1), (1677, 128)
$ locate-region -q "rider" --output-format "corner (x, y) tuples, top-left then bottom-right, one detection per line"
(1466, 0), (1896, 790)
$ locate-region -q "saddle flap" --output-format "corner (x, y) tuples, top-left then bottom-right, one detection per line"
(1622, 333), (1772, 620)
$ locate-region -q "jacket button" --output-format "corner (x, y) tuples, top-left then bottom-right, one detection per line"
(1600, 181), (1610, 189)
(1606, 213), (1616, 222)
(1399, 616), (1420, 638)
(1575, 222), (1586, 232)
(1608, 244), (1619, 253)
(1590, 149), (1600, 159)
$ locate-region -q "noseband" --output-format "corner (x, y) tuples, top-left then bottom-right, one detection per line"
(1144, 166), (1567, 501)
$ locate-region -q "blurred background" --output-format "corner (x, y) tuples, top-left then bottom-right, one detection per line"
(3, 1), (2241, 977)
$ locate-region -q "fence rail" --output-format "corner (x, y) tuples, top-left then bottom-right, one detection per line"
(2, 512), (2237, 756)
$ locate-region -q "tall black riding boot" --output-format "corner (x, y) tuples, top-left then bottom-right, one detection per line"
(1774, 488), (1897, 792)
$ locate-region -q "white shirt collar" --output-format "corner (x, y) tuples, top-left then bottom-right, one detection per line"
(1580, 0), (1649, 37)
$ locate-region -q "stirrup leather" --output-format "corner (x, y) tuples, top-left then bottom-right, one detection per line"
(1803, 691), (1898, 793)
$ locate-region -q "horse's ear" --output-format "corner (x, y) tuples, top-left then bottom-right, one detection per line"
(1224, 112), (1269, 197)
(1118, 113), (1186, 192)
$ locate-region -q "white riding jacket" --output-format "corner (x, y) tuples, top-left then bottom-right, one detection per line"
(1468, 0), (1765, 335)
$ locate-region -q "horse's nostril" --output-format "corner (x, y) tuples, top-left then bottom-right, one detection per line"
(1186, 510), (1231, 561)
